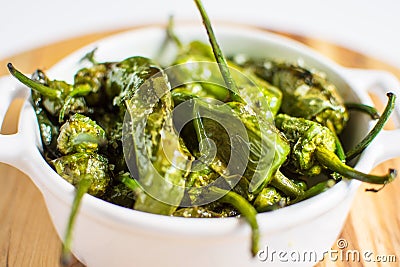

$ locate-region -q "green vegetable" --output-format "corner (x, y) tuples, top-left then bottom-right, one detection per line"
(120, 58), (192, 215)
(106, 56), (162, 106)
(346, 92), (396, 161)
(208, 186), (260, 257)
(30, 70), (61, 159)
(167, 34), (282, 115)
(270, 170), (304, 199)
(275, 114), (396, 184)
(57, 113), (107, 155)
(345, 102), (380, 120)
(231, 58), (349, 134)
(275, 113), (336, 176)
(291, 179), (336, 204)
(61, 176), (92, 266)
(52, 152), (110, 196)
(8, 63), (91, 122)
(6, 0), (398, 261)
(227, 101), (290, 192)
(253, 186), (287, 212)
(172, 87), (290, 195)
(73, 63), (110, 106)
(194, 0), (239, 100)
(103, 172), (138, 208)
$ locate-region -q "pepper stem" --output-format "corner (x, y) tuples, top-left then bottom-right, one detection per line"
(346, 92), (396, 161)
(193, 0), (239, 100)
(345, 102), (380, 120)
(316, 146), (397, 184)
(291, 179), (335, 204)
(326, 120), (346, 162)
(7, 63), (62, 99)
(270, 170), (304, 199)
(166, 15), (183, 49)
(58, 84), (92, 122)
(209, 186), (259, 256)
(61, 177), (92, 267)
(120, 174), (141, 195)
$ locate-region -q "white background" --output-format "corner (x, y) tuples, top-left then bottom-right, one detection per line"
(1, 0), (399, 68)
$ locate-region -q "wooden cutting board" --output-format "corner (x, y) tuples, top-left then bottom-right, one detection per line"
(0, 24), (399, 267)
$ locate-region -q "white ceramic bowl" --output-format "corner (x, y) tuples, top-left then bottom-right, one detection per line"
(1, 24), (400, 267)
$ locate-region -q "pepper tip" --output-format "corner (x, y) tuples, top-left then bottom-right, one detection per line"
(7, 62), (14, 72)
(60, 250), (73, 267)
(389, 168), (397, 179)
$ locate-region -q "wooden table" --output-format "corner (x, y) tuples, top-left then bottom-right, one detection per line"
(0, 25), (399, 267)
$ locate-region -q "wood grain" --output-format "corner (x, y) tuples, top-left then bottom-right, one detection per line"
(0, 25), (399, 267)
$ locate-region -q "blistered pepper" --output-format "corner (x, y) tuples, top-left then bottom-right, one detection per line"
(275, 114), (396, 184)
(52, 152), (111, 196)
(165, 21), (282, 116)
(8, 63), (91, 122)
(112, 57), (192, 215)
(231, 58), (349, 134)
(57, 113), (107, 155)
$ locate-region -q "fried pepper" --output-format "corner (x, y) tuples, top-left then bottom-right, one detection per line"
(8, 63), (91, 122)
(57, 113), (107, 155)
(231, 58), (349, 134)
(275, 114), (396, 184)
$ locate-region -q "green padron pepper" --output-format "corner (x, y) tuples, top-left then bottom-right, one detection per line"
(29, 71), (60, 160)
(52, 152), (111, 197)
(172, 88), (290, 194)
(275, 114), (396, 184)
(73, 63), (110, 106)
(253, 186), (287, 213)
(52, 112), (110, 196)
(167, 40), (283, 116)
(57, 113), (107, 155)
(111, 57), (192, 215)
(231, 58), (349, 134)
(8, 64), (92, 122)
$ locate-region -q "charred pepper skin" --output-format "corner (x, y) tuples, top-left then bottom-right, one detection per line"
(30, 71), (61, 160)
(172, 88), (290, 194)
(8, 63), (91, 122)
(57, 113), (107, 155)
(74, 63), (110, 106)
(275, 113), (336, 176)
(6, 0), (398, 260)
(52, 152), (111, 197)
(275, 114), (396, 184)
(169, 40), (283, 116)
(99, 57), (191, 215)
(231, 58), (349, 134)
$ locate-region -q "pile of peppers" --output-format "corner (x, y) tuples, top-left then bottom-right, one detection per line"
(7, 0), (397, 262)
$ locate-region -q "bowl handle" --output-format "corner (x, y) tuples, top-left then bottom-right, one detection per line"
(0, 75), (34, 167)
(343, 68), (400, 165)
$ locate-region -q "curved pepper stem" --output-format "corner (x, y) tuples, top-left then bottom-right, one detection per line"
(270, 170), (304, 199)
(8, 63), (92, 122)
(291, 179), (336, 204)
(193, 0), (239, 101)
(209, 186), (260, 257)
(326, 120), (346, 162)
(8, 63), (61, 99)
(166, 15), (183, 49)
(61, 177), (92, 267)
(346, 92), (396, 161)
(316, 146), (397, 184)
(345, 102), (380, 120)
